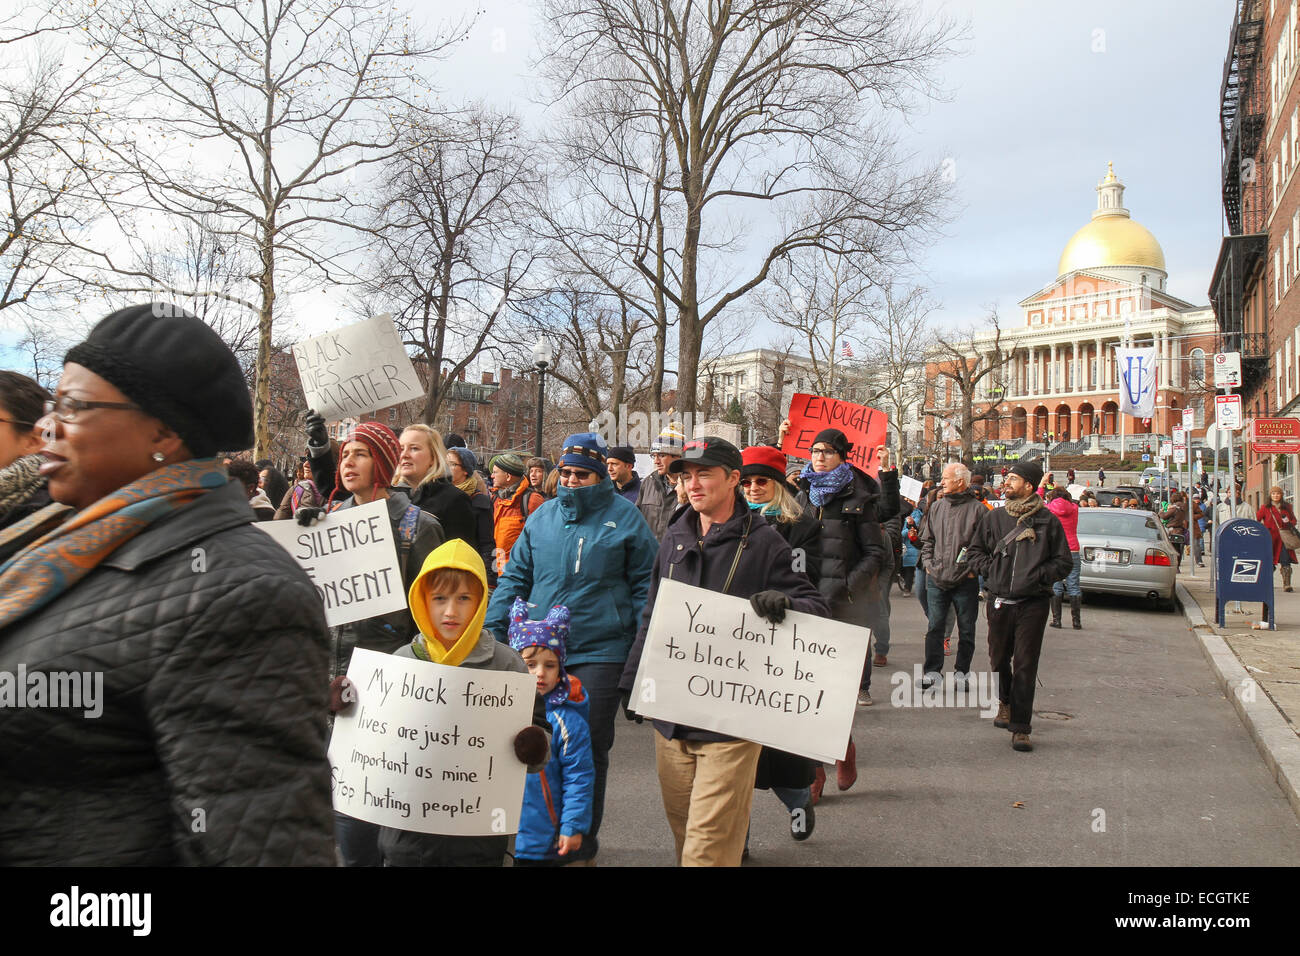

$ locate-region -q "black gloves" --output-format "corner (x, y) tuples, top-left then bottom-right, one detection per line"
(620, 689), (643, 723)
(296, 506), (326, 526)
(751, 589), (792, 624)
(305, 409), (328, 449)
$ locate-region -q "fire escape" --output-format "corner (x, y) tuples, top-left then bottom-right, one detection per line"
(1210, 0), (1270, 396)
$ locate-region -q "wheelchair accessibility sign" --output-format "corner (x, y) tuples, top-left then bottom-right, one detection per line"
(1230, 558), (1262, 583)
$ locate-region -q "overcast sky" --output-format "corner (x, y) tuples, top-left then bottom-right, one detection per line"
(0, 0), (1234, 369)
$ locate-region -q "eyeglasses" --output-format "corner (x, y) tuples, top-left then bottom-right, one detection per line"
(740, 477), (771, 487)
(809, 446), (837, 457)
(43, 396), (142, 422)
(558, 468), (595, 481)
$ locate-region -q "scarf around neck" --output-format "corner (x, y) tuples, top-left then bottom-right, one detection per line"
(801, 461), (855, 507)
(0, 453), (48, 521)
(1004, 492), (1044, 543)
(0, 458), (229, 631)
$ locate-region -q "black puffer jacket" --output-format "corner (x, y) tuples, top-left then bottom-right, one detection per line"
(0, 480), (337, 865)
(761, 505), (823, 587)
(796, 469), (888, 606)
(402, 477), (476, 547)
(966, 496), (1072, 599)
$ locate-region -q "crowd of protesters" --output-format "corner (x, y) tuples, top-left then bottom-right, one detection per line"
(3, 300), (1262, 867)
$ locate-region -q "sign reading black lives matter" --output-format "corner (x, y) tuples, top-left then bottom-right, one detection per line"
(629, 580), (869, 763)
(328, 648), (535, 836)
(256, 499), (407, 627)
(293, 312), (424, 420)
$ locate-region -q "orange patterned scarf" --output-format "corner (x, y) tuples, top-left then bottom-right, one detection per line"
(0, 459), (229, 631)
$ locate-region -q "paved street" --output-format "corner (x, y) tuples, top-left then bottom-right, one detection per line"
(596, 583), (1300, 866)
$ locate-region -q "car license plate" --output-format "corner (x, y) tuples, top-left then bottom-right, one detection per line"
(1097, 549), (1122, 563)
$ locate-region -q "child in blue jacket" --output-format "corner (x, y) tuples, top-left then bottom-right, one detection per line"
(507, 599), (596, 866)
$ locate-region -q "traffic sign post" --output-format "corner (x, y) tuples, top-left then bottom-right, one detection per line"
(1216, 394), (1243, 430)
(1214, 351), (1242, 389)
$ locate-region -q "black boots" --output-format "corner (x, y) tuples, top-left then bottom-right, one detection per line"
(1070, 595), (1082, 629)
(1049, 595), (1062, 628)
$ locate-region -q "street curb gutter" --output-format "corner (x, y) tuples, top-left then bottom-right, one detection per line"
(1177, 582), (1300, 824)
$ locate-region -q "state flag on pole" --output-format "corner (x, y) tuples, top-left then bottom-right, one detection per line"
(1117, 346), (1158, 418)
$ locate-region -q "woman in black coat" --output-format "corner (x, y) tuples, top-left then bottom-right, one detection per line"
(0, 304), (336, 865)
(0, 371), (55, 560)
(741, 445), (823, 843)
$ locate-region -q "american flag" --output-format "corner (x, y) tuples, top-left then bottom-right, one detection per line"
(841, 339), (854, 358)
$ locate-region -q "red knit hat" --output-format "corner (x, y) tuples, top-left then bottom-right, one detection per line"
(741, 445), (789, 482)
(326, 421), (402, 505)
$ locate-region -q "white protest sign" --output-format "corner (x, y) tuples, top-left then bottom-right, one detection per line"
(293, 313), (424, 420)
(899, 474), (924, 503)
(256, 499), (407, 627)
(628, 579), (869, 763)
(328, 648), (535, 836)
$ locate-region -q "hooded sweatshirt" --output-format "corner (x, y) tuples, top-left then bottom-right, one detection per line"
(376, 538), (550, 867)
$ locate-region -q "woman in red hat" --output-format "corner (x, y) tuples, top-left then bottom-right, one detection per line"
(741, 444), (824, 840)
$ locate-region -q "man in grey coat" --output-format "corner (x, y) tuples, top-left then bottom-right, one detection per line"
(920, 462), (987, 689)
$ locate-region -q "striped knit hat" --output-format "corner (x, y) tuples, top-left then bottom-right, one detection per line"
(341, 422), (402, 489)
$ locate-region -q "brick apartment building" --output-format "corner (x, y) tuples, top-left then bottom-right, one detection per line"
(1211, 0), (1300, 508)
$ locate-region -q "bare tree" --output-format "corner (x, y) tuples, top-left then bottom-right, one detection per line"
(860, 280), (938, 461)
(358, 105), (539, 424)
(71, 0), (469, 456)
(0, 8), (119, 317)
(928, 308), (1023, 464)
(537, 0), (960, 418)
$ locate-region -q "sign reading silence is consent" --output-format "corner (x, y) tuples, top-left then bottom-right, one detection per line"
(255, 499), (407, 627)
(781, 393), (888, 477)
(293, 312), (425, 420)
(328, 649), (535, 836)
(627, 580), (870, 764)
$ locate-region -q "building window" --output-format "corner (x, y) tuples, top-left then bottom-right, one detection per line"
(1287, 232), (1293, 294)
(1277, 248), (1284, 305)
(1190, 348), (1205, 382)
(468, 417), (477, 430)
(1090, 358), (1097, 387)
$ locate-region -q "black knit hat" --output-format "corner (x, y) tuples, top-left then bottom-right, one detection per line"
(1008, 460), (1044, 490)
(64, 303), (254, 457)
(812, 428), (853, 458)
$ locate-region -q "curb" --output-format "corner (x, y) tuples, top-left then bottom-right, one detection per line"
(1177, 582), (1300, 824)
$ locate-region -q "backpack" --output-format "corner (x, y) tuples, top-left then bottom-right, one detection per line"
(396, 504), (421, 582)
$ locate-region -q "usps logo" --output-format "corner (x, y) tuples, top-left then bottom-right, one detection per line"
(1230, 558), (1262, 584)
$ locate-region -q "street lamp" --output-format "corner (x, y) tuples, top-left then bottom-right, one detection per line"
(1041, 429), (1055, 475)
(532, 338), (552, 457)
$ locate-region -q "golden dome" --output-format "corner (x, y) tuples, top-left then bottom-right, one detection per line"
(1057, 163), (1166, 277)
(1057, 215), (1166, 276)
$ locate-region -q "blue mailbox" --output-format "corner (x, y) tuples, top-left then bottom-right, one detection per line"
(1215, 518), (1275, 628)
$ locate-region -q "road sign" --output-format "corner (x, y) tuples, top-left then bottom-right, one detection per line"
(1159, 441), (1173, 457)
(1174, 447), (1187, 464)
(1182, 407), (1195, 431)
(1213, 351), (1242, 388)
(1173, 426), (1186, 448)
(1216, 393), (1243, 429)
(1141, 454), (1151, 462)
(1250, 417), (1300, 453)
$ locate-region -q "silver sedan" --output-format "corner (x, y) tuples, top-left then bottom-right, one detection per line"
(1076, 508), (1179, 610)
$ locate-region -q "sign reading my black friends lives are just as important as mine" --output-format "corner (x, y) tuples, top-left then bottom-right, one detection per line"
(629, 580), (870, 763)
(293, 312), (425, 421)
(328, 648), (536, 836)
(255, 499), (407, 628)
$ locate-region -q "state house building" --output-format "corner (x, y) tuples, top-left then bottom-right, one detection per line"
(926, 164), (1220, 458)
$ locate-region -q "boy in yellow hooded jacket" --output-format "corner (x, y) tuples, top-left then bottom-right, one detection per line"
(374, 538), (550, 866)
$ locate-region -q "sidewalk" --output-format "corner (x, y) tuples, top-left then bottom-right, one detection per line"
(1174, 558), (1300, 821)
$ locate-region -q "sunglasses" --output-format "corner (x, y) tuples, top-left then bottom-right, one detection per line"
(740, 477), (771, 487)
(558, 468), (595, 481)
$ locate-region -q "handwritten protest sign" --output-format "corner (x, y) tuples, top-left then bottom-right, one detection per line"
(256, 499), (407, 627)
(328, 648), (536, 836)
(293, 313), (424, 420)
(899, 474), (924, 503)
(781, 393), (889, 477)
(628, 580), (870, 763)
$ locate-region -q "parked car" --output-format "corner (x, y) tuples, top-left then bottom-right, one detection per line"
(1097, 484), (1155, 509)
(1077, 508), (1179, 610)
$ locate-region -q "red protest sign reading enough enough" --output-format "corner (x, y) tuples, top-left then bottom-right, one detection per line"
(782, 393), (888, 477)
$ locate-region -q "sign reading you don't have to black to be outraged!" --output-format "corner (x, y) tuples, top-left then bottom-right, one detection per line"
(293, 312), (425, 421)
(255, 499), (407, 627)
(629, 580), (870, 763)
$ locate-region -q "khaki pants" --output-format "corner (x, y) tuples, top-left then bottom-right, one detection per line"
(654, 735), (762, 867)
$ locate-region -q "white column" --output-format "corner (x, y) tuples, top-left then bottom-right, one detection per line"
(1094, 337), (1102, 390)
(1050, 343), (1058, 395)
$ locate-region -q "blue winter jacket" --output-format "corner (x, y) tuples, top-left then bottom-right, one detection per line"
(485, 479), (659, 667)
(902, 507), (922, 569)
(515, 676), (595, 861)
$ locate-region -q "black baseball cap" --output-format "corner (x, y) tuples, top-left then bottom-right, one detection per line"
(669, 436), (743, 474)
